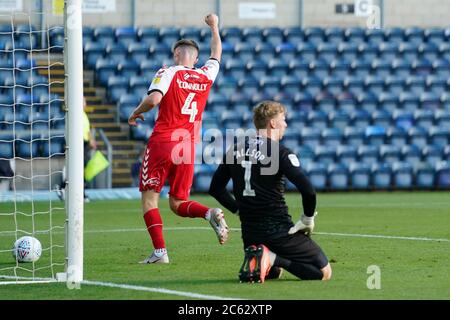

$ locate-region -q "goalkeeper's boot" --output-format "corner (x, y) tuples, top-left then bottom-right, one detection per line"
(207, 208), (229, 245)
(253, 244), (272, 283)
(239, 245), (258, 283)
(139, 248), (169, 264)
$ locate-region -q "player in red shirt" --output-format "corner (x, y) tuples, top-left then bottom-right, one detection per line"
(128, 14), (228, 264)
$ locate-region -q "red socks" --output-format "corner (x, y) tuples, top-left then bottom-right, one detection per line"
(143, 208), (165, 249)
(176, 201), (209, 218)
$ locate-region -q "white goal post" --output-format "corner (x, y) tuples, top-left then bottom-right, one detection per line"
(0, 0), (84, 285)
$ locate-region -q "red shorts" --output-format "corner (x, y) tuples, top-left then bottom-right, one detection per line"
(139, 141), (195, 200)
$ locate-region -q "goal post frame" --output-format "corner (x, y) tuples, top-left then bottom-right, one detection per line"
(64, 0), (84, 284)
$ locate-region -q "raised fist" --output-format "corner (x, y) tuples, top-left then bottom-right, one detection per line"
(204, 13), (219, 28)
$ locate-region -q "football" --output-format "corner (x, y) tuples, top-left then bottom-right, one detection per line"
(12, 236), (42, 263)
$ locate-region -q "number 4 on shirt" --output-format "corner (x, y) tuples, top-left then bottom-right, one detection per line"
(181, 93), (198, 123)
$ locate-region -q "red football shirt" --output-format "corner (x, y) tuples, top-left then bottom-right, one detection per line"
(147, 59), (220, 143)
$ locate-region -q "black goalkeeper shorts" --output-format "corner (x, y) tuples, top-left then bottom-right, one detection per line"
(243, 232), (329, 269)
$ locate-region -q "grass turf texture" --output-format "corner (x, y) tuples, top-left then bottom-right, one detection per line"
(0, 192), (449, 300)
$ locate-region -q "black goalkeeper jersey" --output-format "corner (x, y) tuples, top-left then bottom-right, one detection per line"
(209, 135), (316, 241)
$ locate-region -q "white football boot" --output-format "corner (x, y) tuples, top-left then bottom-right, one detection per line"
(207, 208), (229, 245)
(139, 248), (169, 264)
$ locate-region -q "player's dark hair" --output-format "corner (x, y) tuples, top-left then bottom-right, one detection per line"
(173, 39), (200, 55)
(253, 101), (286, 129)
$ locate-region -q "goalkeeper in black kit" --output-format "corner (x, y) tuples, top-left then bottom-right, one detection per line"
(209, 101), (332, 283)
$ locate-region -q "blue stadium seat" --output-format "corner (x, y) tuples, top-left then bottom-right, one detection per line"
(140, 60), (160, 77)
(337, 91), (357, 113)
(439, 42), (450, 61)
(424, 28), (445, 45)
(49, 26), (64, 52)
(435, 161), (450, 188)
(242, 27), (263, 46)
(358, 145), (379, 166)
(385, 27), (404, 44)
(323, 76), (344, 96)
(345, 27), (365, 43)
(246, 59), (267, 79)
(330, 59), (351, 79)
(282, 132), (300, 151)
(194, 167), (215, 192)
(297, 145), (314, 168)
(179, 27), (202, 43)
(414, 163), (434, 188)
(268, 59), (289, 78)
(16, 133), (40, 158)
(95, 59), (117, 85)
(207, 92), (228, 113)
(435, 110), (450, 129)
(393, 110), (414, 131)
(387, 127), (408, 148)
(274, 43), (296, 62)
(358, 43), (378, 61)
(344, 127), (365, 146)
(408, 126), (428, 149)
(284, 27), (303, 44)
(138, 27), (159, 45)
(426, 75), (447, 95)
(378, 42), (398, 61)
(336, 145), (357, 165)
(398, 42), (419, 62)
(385, 76), (405, 95)
(94, 26), (115, 45)
(399, 92), (420, 112)
(129, 76), (149, 96)
(301, 127), (321, 149)
(238, 76), (259, 97)
(15, 24), (37, 48)
(391, 58), (411, 78)
(380, 144), (402, 164)
(82, 26), (94, 46)
(118, 60), (140, 79)
(315, 90), (335, 114)
(118, 94), (141, 122)
(328, 111), (351, 131)
(259, 76), (281, 96)
(263, 27), (284, 46)
(429, 127), (450, 148)
(349, 162), (371, 189)
(349, 163), (371, 189)
(328, 163), (348, 189)
(107, 76), (129, 103)
(371, 111), (391, 130)
(315, 145), (336, 166)
(419, 43), (439, 61)
(302, 75), (322, 96)
(220, 27), (241, 45)
(0, 60), (14, 85)
(322, 128), (343, 147)
(159, 27), (180, 47)
(344, 75), (364, 96)
(414, 109), (435, 129)
(378, 92), (399, 112)
(412, 58), (433, 76)
(308, 110), (328, 130)
(115, 27), (137, 46)
(293, 91), (314, 112)
(305, 162), (327, 190)
(304, 27), (325, 45)
(106, 43), (128, 63)
(422, 145), (443, 166)
(420, 92), (441, 110)
(339, 42), (359, 61)
(296, 42), (316, 62)
(325, 27), (344, 44)
(234, 43), (254, 61)
(280, 76), (301, 96)
(401, 145), (422, 167)
(392, 162), (414, 189)
(0, 134), (14, 158)
(365, 29), (384, 45)
(254, 43), (275, 63)
(432, 59), (450, 77)
(130, 123), (151, 141)
(316, 43), (338, 64)
(40, 136), (65, 157)
(351, 109), (371, 129)
(216, 75), (239, 97)
(365, 75), (384, 96)
(149, 43), (172, 62)
(371, 163), (392, 189)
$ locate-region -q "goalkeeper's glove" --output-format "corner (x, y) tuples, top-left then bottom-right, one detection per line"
(288, 212), (318, 236)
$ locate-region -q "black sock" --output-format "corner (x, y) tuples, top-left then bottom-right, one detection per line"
(286, 262), (323, 280)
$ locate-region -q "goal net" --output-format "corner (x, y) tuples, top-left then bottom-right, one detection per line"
(0, 1), (84, 285)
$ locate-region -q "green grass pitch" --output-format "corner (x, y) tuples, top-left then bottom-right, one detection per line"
(0, 192), (449, 300)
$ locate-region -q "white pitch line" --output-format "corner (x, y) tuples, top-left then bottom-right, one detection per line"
(82, 280), (244, 300)
(0, 275), (243, 300)
(1, 227), (449, 243)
